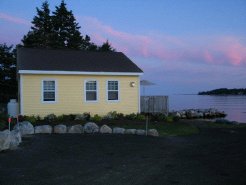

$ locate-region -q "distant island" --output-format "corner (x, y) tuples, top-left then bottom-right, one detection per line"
(198, 88), (246, 95)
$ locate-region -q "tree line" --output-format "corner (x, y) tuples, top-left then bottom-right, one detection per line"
(0, 0), (115, 103)
(198, 88), (246, 95)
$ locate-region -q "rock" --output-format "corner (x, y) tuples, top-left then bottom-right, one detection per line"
(67, 125), (84, 133)
(113, 127), (125, 134)
(186, 110), (197, 118)
(148, 129), (159, 137)
(125, 129), (136, 135)
(35, 125), (52, 134)
(84, 122), (99, 133)
(0, 130), (11, 151)
(215, 119), (231, 124)
(54, 124), (67, 134)
(99, 125), (112, 134)
(231, 121), (239, 125)
(9, 129), (22, 149)
(136, 129), (146, 136)
(174, 112), (181, 118)
(197, 112), (204, 118)
(13, 121), (34, 136)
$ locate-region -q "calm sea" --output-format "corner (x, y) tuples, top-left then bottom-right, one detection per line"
(169, 95), (246, 123)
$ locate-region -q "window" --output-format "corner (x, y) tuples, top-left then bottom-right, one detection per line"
(107, 81), (119, 101)
(43, 80), (56, 102)
(85, 80), (97, 101)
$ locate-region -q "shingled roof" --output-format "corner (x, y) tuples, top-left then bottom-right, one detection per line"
(17, 48), (143, 74)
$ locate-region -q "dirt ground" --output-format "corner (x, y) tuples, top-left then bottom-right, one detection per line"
(0, 125), (246, 185)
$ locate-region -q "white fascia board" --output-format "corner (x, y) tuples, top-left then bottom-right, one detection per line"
(18, 70), (143, 76)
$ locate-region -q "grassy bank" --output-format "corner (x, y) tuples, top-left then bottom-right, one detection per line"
(2, 112), (246, 137)
(100, 120), (200, 136)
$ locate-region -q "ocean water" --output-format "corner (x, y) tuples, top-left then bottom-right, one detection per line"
(169, 95), (246, 123)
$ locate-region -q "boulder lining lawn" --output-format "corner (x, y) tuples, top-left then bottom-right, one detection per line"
(0, 122), (246, 185)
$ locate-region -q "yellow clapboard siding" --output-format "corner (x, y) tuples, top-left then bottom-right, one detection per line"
(21, 74), (140, 117)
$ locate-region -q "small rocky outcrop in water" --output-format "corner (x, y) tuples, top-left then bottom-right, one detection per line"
(170, 108), (226, 119)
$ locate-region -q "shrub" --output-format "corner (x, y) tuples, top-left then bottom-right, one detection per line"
(83, 112), (91, 121)
(173, 116), (180, 122)
(24, 115), (38, 125)
(151, 113), (166, 121)
(15, 115), (40, 125)
(116, 113), (125, 120)
(0, 113), (8, 130)
(57, 115), (65, 122)
(105, 111), (118, 120)
(75, 114), (84, 121)
(18, 115), (25, 122)
(125, 113), (137, 120)
(75, 112), (91, 121)
(0, 113), (8, 122)
(136, 113), (145, 121)
(165, 116), (174, 123)
(57, 114), (76, 122)
(90, 114), (102, 122)
(44, 114), (57, 122)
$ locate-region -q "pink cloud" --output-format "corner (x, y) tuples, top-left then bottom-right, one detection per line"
(79, 16), (246, 66)
(0, 12), (30, 26)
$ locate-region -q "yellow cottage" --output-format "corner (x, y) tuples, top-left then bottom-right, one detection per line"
(17, 48), (143, 117)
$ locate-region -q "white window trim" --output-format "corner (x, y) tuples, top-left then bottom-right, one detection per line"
(41, 79), (57, 104)
(84, 79), (99, 103)
(106, 80), (120, 103)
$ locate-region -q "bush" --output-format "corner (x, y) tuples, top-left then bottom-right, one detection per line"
(116, 113), (125, 120)
(151, 113), (166, 121)
(173, 116), (180, 122)
(18, 115), (25, 122)
(82, 112), (91, 121)
(165, 116), (174, 123)
(90, 114), (102, 122)
(0, 113), (8, 122)
(136, 113), (145, 121)
(0, 113), (8, 130)
(125, 113), (137, 120)
(44, 114), (57, 122)
(105, 111), (118, 120)
(57, 114), (76, 122)
(24, 115), (38, 125)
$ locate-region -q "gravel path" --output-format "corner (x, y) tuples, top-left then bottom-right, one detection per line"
(0, 127), (246, 185)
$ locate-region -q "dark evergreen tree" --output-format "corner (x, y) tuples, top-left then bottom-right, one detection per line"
(22, 1), (53, 48)
(21, 1), (116, 51)
(52, 0), (83, 49)
(80, 35), (98, 51)
(99, 40), (115, 52)
(0, 44), (17, 102)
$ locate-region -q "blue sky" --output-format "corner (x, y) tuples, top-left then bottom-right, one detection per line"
(0, 0), (246, 95)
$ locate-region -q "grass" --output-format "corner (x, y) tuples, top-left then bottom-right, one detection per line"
(200, 121), (246, 129)
(154, 123), (199, 136)
(102, 120), (200, 136)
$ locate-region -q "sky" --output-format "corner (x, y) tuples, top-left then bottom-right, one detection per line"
(0, 0), (246, 95)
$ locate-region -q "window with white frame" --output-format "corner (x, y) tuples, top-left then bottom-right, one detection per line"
(107, 81), (119, 101)
(43, 80), (56, 102)
(85, 80), (97, 101)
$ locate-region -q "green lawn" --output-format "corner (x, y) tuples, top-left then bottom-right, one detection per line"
(103, 120), (200, 136)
